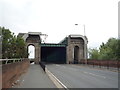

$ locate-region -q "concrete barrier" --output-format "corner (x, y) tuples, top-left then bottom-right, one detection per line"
(2, 59), (30, 89)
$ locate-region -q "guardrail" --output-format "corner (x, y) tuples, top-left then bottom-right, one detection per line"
(69, 60), (120, 71)
(0, 59), (24, 64)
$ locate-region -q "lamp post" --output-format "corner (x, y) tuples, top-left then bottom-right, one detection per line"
(74, 24), (87, 64)
(83, 24), (86, 36)
(75, 24), (78, 25)
(75, 24), (86, 36)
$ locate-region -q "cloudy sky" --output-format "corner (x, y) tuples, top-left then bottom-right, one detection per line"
(0, 0), (119, 50)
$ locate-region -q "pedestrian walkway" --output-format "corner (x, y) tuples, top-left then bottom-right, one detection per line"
(13, 64), (56, 88)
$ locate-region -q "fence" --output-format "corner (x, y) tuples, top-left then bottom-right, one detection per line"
(69, 60), (120, 70)
(0, 59), (24, 65)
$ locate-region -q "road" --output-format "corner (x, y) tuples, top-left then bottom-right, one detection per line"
(46, 64), (118, 88)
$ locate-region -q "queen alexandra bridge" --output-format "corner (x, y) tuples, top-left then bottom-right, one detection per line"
(18, 32), (88, 64)
(1, 32), (119, 89)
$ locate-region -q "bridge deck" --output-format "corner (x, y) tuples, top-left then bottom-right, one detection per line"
(47, 64), (118, 88)
(13, 64), (56, 88)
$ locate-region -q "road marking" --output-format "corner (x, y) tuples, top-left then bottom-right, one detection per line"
(83, 71), (106, 78)
(83, 71), (88, 74)
(55, 64), (106, 79)
(56, 65), (60, 66)
(62, 66), (66, 68)
(56, 64), (66, 68)
(46, 68), (69, 90)
(88, 73), (106, 79)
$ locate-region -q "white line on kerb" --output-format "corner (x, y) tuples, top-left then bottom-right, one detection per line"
(47, 69), (68, 89)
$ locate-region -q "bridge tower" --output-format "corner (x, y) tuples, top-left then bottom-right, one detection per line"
(60, 34), (88, 64)
(66, 35), (88, 63)
(18, 32), (41, 64)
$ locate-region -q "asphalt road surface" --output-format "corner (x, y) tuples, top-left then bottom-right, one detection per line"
(46, 64), (118, 88)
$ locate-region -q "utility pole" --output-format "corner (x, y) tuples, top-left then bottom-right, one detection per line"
(75, 24), (86, 36)
(74, 24), (87, 64)
(83, 24), (86, 36)
(118, 1), (120, 39)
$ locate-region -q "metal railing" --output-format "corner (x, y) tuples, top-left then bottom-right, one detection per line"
(0, 58), (24, 64)
(69, 60), (120, 71)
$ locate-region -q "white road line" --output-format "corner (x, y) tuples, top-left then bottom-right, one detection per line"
(83, 71), (106, 78)
(83, 71), (89, 74)
(55, 64), (106, 79)
(56, 65), (60, 66)
(89, 73), (106, 79)
(62, 66), (66, 68)
(46, 68), (68, 90)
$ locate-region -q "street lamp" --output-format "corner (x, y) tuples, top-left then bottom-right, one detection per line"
(75, 24), (86, 36)
(74, 24), (87, 65)
(75, 24), (78, 25)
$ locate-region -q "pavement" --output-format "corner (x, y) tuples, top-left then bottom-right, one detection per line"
(46, 64), (119, 88)
(13, 64), (57, 88)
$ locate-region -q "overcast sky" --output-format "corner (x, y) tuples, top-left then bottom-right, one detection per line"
(0, 0), (119, 49)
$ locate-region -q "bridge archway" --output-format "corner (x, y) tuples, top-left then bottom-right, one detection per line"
(18, 32), (41, 64)
(74, 46), (79, 63)
(28, 44), (35, 59)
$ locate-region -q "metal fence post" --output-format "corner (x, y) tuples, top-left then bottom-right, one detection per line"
(99, 61), (101, 68)
(107, 61), (109, 69)
(5, 60), (8, 64)
(118, 61), (119, 71)
(13, 60), (15, 63)
(93, 61), (94, 68)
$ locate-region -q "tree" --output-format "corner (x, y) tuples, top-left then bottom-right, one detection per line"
(1, 26), (28, 59)
(116, 39), (120, 59)
(15, 36), (28, 58)
(89, 38), (120, 60)
(1, 27), (13, 58)
(0, 27), (2, 58)
(89, 48), (99, 59)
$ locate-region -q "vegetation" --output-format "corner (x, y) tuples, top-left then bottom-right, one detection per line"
(89, 38), (120, 60)
(0, 27), (28, 59)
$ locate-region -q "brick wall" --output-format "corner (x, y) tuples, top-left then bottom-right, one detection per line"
(2, 59), (30, 88)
